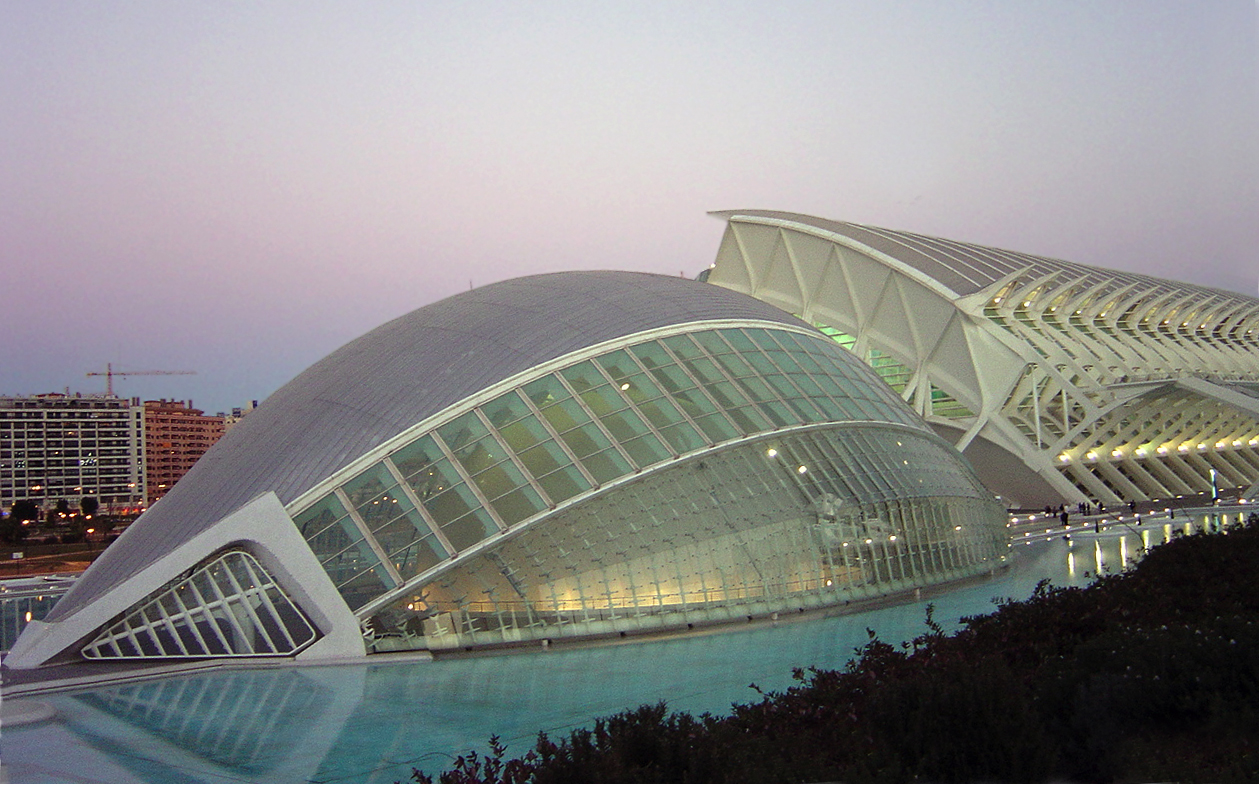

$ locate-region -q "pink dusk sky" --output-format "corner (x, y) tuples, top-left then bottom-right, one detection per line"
(3, 1), (1257, 414)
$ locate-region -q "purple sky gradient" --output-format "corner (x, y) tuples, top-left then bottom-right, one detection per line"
(3, 1), (1257, 414)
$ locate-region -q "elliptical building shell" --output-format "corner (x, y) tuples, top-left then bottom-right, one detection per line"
(706, 210), (1259, 509)
(8, 271), (1006, 667)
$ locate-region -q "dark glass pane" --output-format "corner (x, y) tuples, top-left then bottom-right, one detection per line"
(522, 375), (571, 408)
(441, 509), (498, 551)
(537, 465), (590, 504)
(491, 486), (546, 526)
(481, 391), (531, 429)
(496, 414), (551, 453)
(622, 434), (669, 467)
(438, 411), (489, 453)
(559, 423), (611, 459)
(390, 436), (444, 485)
(560, 361), (606, 393)
(581, 448), (631, 484)
(519, 440), (568, 477)
(390, 535), (447, 580)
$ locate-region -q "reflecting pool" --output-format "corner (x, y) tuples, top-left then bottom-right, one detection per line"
(0, 520), (1185, 783)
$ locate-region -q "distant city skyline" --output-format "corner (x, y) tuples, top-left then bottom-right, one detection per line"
(3, 1), (1257, 414)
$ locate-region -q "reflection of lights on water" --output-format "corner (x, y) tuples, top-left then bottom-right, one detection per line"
(1067, 551), (1076, 577)
(1120, 536), (1128, 568)
(1142, 529), (1150, 550)
(1095, 541), (1104, 574)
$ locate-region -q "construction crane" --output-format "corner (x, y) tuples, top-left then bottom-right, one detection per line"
(87, 363), (196, 397)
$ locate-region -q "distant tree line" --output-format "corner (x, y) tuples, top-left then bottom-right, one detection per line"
(418, 512), (1259, 783)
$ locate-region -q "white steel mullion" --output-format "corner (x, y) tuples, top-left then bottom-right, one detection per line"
(219, 555), (280, 653)
(186, 574), (236, 654)
(203, 564), (256, 655)
(154, 598), (192, 656)
(169, 582), (214, 655)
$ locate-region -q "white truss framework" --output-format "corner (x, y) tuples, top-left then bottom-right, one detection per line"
(707, 210), (1259, 507)
(82, 550), (318, 659)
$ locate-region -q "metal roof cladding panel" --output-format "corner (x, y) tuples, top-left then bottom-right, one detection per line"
(48, 271), (810, 622)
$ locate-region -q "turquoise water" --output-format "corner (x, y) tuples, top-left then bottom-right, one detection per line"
(0, 523), (1175, 783)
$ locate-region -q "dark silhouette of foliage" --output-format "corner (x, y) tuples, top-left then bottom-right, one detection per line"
(416, 519), (1259, 782)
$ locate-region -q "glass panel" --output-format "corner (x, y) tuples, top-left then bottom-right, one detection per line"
(756, 399), (798, 427)
(292, 494), (347, 540)
(719, 328), (758, 353)
(335, 568), (391, 612)
(712, 351), (756, 380)
(767, 349), (803, 374)
(581, 447), (632, 484)
(437, 411), (490, 453)
(373, 512), (438, 557)
(727, 406), (767, 434)
(611, 371), (663, 403)
(390, 534), (446, 580)
(738, 348), (779, 376)
(622, 434), (669, 467)
(599, 408), (651, 443)
(737, 375), (777, 403)
(560, 361), (607, 393)
(659, 422), (705, 454)
(661, 333), (703, 360)
(644, 364), (694, 395)
(447, 434), (506, 477)
(490, 486), (546, 526)
(481, 391), (531, 429)
(747, 329), (781, 351)
(343, 464), (402, 532)
(559, 422), (612, 459)
(788, 347), (825, 374)
(391, 436), (445, 485)
(576, 384), (626, 417)
(593, 349), (638, 383)
(519, 440), (569, 477)
(681, 356), (725, 385)
(522, 375), (571, 408)
(470, 457), (529, 502)
(692, 412), (738, 442)
(691, 331), (735, 356)
(304, 515), (360, 565)
(538, 464), (591, 504)
(496, 414), (551, 453)
(634, 396), (685, 430)
(407, 456), (463, 501)
(790, 372), (826, 398)
(424, 482), (479, 526)
(540, 398), (591, 433)
(628, 340), (673, 369)
(441, 508), (498, 551)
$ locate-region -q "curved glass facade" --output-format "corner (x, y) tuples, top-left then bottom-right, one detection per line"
(285, 322), (1005, 650)
(368, 426), (1003, 652)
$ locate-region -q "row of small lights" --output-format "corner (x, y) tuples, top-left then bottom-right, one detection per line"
(993, 295), (1256, 336)
(1060, 437), (1259, 463)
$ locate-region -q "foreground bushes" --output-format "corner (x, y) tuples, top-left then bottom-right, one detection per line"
(418, 516), (1259, 782)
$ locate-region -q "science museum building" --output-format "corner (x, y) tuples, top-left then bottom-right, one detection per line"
(706, 210), (1259, 509)
(7, 271), (1007, 668)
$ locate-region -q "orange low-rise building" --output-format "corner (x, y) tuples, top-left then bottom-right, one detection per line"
(144, 400), (225, 504)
